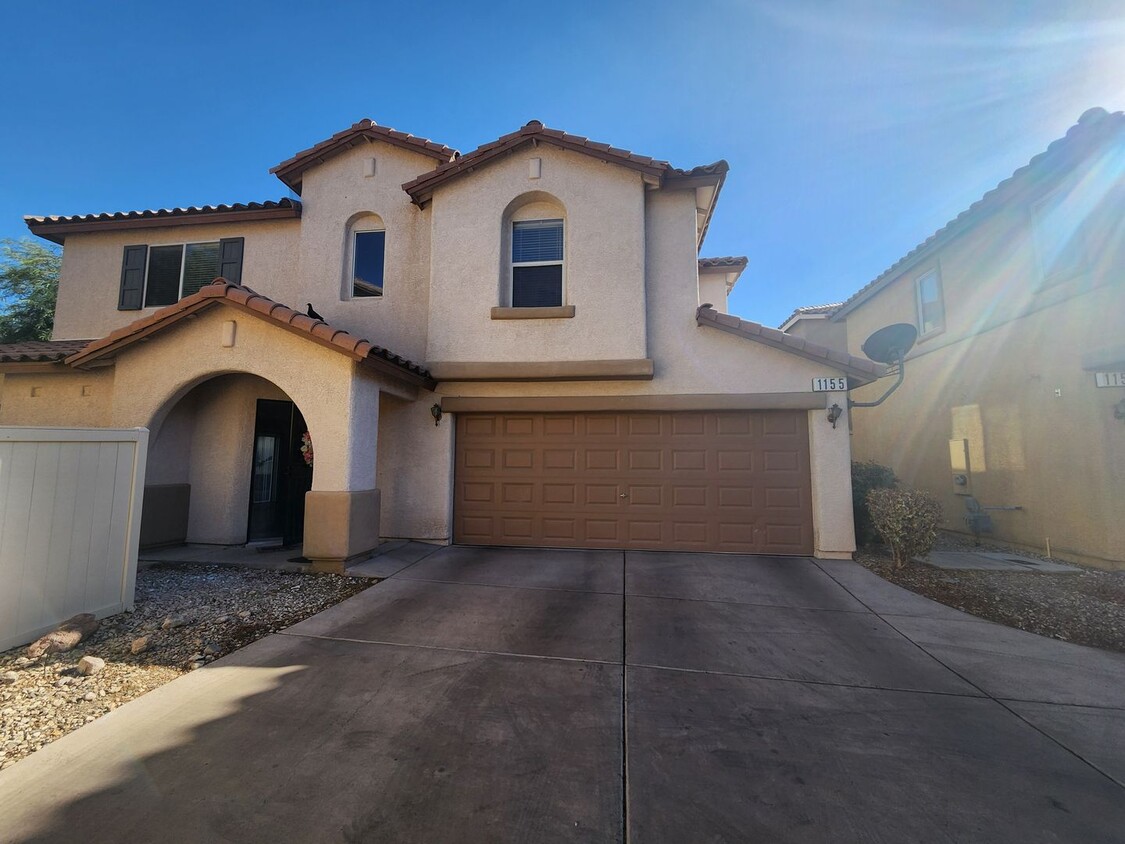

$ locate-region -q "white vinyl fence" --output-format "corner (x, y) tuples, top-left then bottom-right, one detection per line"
(0, 427), (148, 651)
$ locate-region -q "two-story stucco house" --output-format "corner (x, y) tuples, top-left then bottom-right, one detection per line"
(1, 119), (883, 571)
(785, 108), (1125, 569)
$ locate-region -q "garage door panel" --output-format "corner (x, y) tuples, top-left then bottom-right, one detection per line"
(454, 411), (813, 555)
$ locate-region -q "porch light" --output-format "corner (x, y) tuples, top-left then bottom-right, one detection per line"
(430, 404), (443, 426)
(827, 403), (843, 429)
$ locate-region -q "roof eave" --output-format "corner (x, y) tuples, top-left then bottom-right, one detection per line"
(696, 305), (883, 385)
(25, 203), (302, 245)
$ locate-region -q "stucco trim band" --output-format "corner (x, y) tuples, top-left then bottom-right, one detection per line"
(490, 306), (576, 320)
(430, 359), (655, 382)
(440, 393), (828, 413)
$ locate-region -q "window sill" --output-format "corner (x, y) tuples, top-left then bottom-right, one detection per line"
(491, 306), (575, 320)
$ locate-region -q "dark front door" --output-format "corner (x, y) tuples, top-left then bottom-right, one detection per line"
(247, 399), (312, 546)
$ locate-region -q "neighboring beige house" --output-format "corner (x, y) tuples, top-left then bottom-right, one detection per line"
(785, 107), (1125, 569)
(2, 118), (883, 571)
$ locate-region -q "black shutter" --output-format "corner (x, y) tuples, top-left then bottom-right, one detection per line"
(218, 237), (244, 285)
(118, 245), (148, 310)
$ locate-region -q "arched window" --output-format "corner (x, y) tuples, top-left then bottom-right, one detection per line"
(501, 193), (566, 308)
(344, 213), (386, 299)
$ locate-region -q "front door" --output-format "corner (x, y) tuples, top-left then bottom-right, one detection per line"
(247, 399), (312, 546)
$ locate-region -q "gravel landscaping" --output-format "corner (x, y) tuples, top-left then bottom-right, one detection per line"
(858, 533), (1125, 653)
(0, 564), (371, 770)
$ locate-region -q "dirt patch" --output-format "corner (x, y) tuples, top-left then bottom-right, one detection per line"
(1, 564), (371, 770)
(857, 534), (1125, 654)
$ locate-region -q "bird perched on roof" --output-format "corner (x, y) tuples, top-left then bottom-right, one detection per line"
(306, 303), (324, 321)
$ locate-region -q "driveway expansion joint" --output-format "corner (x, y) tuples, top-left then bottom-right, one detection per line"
(278, 630), (624, 668)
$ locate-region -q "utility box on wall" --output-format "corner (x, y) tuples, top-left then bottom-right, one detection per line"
(949, 438), (972, 496)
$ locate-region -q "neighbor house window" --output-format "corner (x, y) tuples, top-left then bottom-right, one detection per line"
(352, 229), (385, 297)
(915, 268), (944, 337)
(511, 219), (563, 307)
(143, 242), (221, 307)
(1032, 184), (1089, 287)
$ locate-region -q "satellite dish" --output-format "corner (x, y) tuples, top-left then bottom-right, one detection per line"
(861, 323), (918, 364)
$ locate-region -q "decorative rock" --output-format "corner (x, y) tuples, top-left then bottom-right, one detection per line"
(83, 691), (97, 702)
(76, 656), (106, 676)
(0, 671), (17, 685)
(130, 636), (149, 655)
(26, 614), (100, 658)
(161, 615), (190, 630)
(56, 678), (73, 687)
(237, 611), (251, 620)
(202, 643), (220, 656)
(216, 616), (230, 623)
(15, 657), (31, 666)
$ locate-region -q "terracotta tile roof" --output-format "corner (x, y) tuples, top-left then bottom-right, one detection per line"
(0, 339), (94, 364)
(696, 304), (883, 384)
(834, 107), (1125, 320)
(402, 120), (723, 205)
(778, 302), (843, 329)
(271, 119), (457, 193)
(25, 199), (301, 244)
(698, 256), (748, 271)
(66, 280), (434, 388)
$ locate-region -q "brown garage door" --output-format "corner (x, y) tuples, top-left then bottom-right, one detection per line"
(454, 411), (813, 555)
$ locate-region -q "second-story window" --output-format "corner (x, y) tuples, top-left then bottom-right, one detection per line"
(352, 229), (385, 297)
(915, 268), (944, 337)
(144, 242), (221, 307)
(511, 219), (563, 307)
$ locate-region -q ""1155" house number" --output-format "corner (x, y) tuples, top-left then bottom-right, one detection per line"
(811, 377), (848, 392)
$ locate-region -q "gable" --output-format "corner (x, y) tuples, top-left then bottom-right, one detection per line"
(271, 119), (456, 195)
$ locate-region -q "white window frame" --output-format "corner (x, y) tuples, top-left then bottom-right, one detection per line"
(142, 240), (221, 308)
(914, 267), (945, 338)
(510, 218), (565, 308)
(350, 226), (386, 299)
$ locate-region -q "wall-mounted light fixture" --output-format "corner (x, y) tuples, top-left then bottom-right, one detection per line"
(430, 403), (443, 426)
(826, 403), (843, 429)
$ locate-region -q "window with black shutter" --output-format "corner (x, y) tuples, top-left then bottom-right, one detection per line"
(117, 237), (243, 309)
(511, 219), (563, 307)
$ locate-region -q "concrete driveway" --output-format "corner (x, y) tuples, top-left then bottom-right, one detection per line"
(2, 545), (1124, 843)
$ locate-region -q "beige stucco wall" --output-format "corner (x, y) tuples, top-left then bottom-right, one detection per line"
(844, 174), (1125, 567)
(787, 316), (848, 351)
(0, 368), (114, 427)
(698, 275), (730, 314)
(50, 220), (301, 341)
(294, 143), (437, 364)
(377, 390), (453, 542)
(426, 145), (648, 364)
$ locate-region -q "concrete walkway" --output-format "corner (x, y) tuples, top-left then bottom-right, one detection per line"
(1, 546), (1123, 842)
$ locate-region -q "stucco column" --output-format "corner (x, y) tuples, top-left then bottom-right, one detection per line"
(807, 394), (857, 560)
(303, 371), (382, 573)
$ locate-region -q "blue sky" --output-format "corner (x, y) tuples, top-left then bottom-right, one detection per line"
(1, 0), (1121, 327)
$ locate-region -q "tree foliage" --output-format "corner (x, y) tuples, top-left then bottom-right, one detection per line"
(0, 239), (61, 342)
(851, 460), (897, 546)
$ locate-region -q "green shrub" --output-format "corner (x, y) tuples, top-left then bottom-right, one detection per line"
(851, 461), (897, 546)
(865, 487), (943, 568)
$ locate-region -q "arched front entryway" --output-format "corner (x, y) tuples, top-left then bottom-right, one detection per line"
(143, 373), (315, 550)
